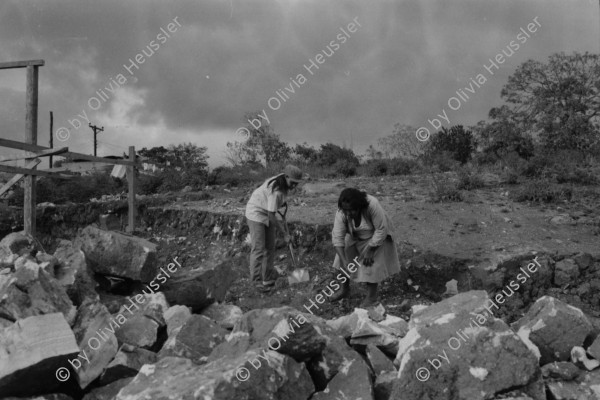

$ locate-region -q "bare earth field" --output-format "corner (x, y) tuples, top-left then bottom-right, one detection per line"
(154, 172), (600, 321)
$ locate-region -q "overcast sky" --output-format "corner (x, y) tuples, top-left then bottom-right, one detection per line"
(0, 0), (598, 167)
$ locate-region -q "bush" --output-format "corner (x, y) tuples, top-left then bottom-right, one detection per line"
(425, 125), (475, 164)
(317, 143), (360, 167)
(364, 160), (388, 177)
(388, 158), (415, 175)
(137, 173), (164, 195)
(9, 173), (124, 205)
(425, 151), (461, 172)
(429, 174), (462, 202)
(334, 159), (357, 177)
(510, 180), (573, 203)
(456, 166), (485, 190)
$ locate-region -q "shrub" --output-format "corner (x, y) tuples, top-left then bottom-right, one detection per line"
(429, 174), (462, 202)
(426, 151), (461, 172)
(456, 166), (485, 190)
(317, 143), (360, 167)
(425, 125), (475, 164)
(137, 173), (164, 195)
(388, 158), (415, 175)
(9, 173), (124, 205)
(334, 159), (357, 177)
(364, 160), (388, 177)
(510, 180), (573, 203)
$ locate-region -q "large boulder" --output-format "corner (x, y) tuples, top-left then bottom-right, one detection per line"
(393, 291), (542, 400)
(70, 299), (119, 389)
(512, 296), (594, 365)
(161, 260), (234, 312)
(0, 313), (79, 397)
(76, 226), (158, 282)
(115, 353), (314, 400)
(158, 315), (228, 364)
(82, 378), (133, 400)
(208, 307), (328, 363)
(200, 302), (243, 330)
(545, 368), (600, 399)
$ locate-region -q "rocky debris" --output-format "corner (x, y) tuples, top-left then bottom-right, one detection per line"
(0, 232), (35, 268)
(587, 335), (600, 360)
(70, 299), (119, 389)
(0, 259), (76, 324)
(327, 308), (405, 356)
(82, 378), (133, 400)
(553, 258), (580, 286)
(365, 344), (396, 376)
(76, 226), (158, 282)
(163, 304), (192, 336)
(0, 313), (79, 397)
(512, 296), (594, 365)
(129, 292), (170, 327)
(114, 314), (159, 348)
(98, 345), (157, 385)
(52, 239), (98, 306)
(158, 314), (228, 364)
(541, 361), (581, 381)
(305, 332), (363, 391)
(209, 307), (328, 363)
(200, 302), (243, 330)
(312, 355), (373, 400)
(393, 291), (542, 400)
(570, 346), (600, 370)
(115, 353), (314, 400)
(161, 260), (234, 312)
(546, 369), (600, 399)
(2, 395), (73, 400)
(111, 293), (169, 349)
(373, 371), (396, 400)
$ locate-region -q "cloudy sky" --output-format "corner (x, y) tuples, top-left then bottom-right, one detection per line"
(0, 0), (598, 167)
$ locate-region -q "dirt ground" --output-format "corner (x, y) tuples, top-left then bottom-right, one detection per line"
(147, 172), (600, 322)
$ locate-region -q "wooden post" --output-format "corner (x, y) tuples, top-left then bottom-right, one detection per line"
(127, 146), (136, 233)
(49, 111), (53, 168)
(24, 65), (39, 236)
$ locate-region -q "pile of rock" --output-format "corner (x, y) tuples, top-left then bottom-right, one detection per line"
(2, 227), (600, 400)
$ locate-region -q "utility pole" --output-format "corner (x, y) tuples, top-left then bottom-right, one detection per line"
(89, 123), (104, 156)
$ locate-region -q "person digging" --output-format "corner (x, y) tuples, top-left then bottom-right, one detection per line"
(329, 188), (401, 307)
(245, 165), (303, 292)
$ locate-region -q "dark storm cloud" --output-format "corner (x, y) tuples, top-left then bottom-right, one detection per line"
(0, 0), (597, 160)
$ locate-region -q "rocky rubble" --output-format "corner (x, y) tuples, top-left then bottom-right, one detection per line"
(2, 227), (600, 400)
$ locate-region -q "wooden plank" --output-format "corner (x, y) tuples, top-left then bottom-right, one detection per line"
(0, 138), (138, 166)
(127, 146), (136, 233)
(0, 159), (41, 197)
(0, 164), (71, 178)
(24, 65), (39, 236)
(0, 147), (68, 163)
(0, 60), (45, 70)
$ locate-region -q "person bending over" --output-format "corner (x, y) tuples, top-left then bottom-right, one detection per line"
(245, 165), (303, 291)
(330, 187), (401, 307)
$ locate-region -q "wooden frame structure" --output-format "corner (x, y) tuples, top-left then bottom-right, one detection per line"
(0, 59), (139, 235)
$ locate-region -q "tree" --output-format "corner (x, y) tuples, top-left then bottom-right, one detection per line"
(230, 111), (291, 167)
(473, 117), (534, 160)
(166, 143), (209, 170)
(495, 52), (600, 151)
(425, 125), (475, 164)
(377, 124), (425, 159)
(365, 145), (383, 160)
(317, 143), (360, 167)
(139, 146), (169, 165)
(291, 142), (319, 163)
